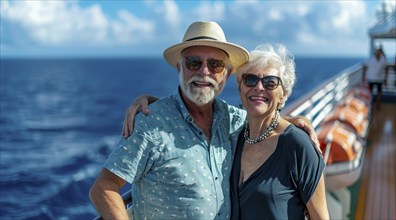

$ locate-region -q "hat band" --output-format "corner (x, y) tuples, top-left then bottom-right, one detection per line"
(186, 36), (219, 42)
(181, 36), (230, 58)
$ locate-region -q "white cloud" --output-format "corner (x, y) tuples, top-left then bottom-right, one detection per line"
(228, 0), (372, 56)
(295, 4), (310, 17)
(330, 1), (366, 35)
(1, 1), (76, 44)
(0, 0), (153, 47)
(0, 0), (388, 57)
(163, 1), (180, 27)
(194, 1), (227, 21)
(111, 9), (154, 44)
(268, 9), (284, 21)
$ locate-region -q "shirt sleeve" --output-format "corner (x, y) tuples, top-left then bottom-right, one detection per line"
(227, 104), (247, 133)
(104, 116), (157, 184)
(287, 126), (325, 204)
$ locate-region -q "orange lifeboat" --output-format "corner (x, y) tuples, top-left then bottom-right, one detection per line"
(340, 94), (370, 116)
(347, 85), (372, 106)
(317, 122), (364, 191)
(322, 105), (368, 137)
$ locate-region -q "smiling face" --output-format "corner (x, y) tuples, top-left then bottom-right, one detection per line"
(236, 44), (296, 115)
(239, 65), (286, 118)
(178, 46), (229, 106)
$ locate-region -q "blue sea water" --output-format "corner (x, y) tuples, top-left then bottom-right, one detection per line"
(0, 57), (362, 219)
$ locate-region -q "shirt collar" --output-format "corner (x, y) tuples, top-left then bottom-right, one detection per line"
(172, 87), (226, 123)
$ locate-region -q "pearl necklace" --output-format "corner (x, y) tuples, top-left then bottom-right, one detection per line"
(244, 111), (280, 144)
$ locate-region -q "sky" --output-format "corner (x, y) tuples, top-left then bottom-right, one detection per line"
(1, 0), (395, 58)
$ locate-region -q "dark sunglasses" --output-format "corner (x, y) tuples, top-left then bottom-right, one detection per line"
(184, 56), (226, 74)
(242, 73), (282, 90)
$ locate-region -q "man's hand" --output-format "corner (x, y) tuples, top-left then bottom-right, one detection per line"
(286, 115), (320, 149)
(122, 95), (158, 138)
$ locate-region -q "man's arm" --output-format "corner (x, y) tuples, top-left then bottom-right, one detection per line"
(89, 168), (129, 220)
(122, 96), (319, 147)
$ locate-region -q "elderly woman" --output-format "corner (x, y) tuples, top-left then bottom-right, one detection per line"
(230, 44), (329, 219)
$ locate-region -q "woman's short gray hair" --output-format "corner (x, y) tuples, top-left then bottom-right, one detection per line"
(235, 43), (296, 106)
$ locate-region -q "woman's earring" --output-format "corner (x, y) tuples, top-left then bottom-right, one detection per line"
(276, 103), (283, 111)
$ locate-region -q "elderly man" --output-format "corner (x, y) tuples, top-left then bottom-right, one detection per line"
(90, 21), (316, 220)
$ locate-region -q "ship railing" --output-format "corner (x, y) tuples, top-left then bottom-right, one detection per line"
(283, 63), (364, 130)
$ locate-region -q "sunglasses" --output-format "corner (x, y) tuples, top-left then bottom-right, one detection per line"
(184, 56), (226, 74)
(242, 73), (282, 90)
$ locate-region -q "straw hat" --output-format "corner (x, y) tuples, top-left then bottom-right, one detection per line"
(163, 21), (249, 70)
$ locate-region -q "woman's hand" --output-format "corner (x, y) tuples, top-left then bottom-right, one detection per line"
(122, 95), (158, 138)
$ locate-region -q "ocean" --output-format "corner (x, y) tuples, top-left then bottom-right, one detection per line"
(0, 57), (363, 219)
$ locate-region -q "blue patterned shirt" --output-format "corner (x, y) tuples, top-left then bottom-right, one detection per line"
(104, 88), (246, 219)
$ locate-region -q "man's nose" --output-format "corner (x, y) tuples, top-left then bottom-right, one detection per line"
(198, 60), (211, 76)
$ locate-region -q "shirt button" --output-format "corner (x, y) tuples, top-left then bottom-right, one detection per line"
(218, 213), (221, 216)
(215, 177), (218, 180)
(199, 131), (203, 135)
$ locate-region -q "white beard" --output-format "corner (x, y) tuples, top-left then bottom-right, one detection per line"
(179, 70), (226, 106)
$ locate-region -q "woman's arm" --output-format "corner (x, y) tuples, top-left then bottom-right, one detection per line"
(306, 174), (329, 219)
(122, 95), (158, 138)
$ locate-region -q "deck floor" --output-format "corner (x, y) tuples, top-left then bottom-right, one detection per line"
(355, 101), (396, 219)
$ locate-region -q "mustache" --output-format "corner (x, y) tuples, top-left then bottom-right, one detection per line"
(187, 75), (219, 88)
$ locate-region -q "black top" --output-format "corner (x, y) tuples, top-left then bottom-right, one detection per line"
(230, 125), (325, 220)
